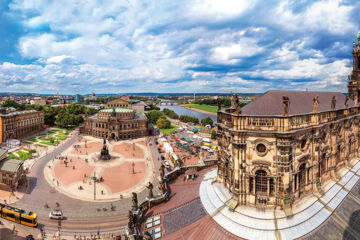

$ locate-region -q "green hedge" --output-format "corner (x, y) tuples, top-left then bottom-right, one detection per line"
(16, 151), (32, 161)
(27, 137), (38, 142)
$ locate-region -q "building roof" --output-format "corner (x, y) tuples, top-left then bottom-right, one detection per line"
(100, 107), (134, 113)
(2, 110), (38, 117)
(0, 158), (23, 173)
(241, 90), (354, 116)
(0, 149), (7, 161)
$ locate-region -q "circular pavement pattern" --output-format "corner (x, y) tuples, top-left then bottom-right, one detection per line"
(44, 136), (154, 201)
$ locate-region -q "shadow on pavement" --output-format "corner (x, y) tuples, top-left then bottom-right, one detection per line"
(25, 177), (37, 195)
(343, 210), (360, 240)
(0, 227), (25, 240)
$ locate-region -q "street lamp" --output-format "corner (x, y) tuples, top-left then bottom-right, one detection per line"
(93, 172), (96, 200)
(132, 162), (135, 174)
(57, 219), (61, 240)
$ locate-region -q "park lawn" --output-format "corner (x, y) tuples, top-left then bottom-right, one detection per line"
(27, 137), (37, 142)
(39, 136), (56, 141)
(23, 149), (36, 154)
(184, 104), (218, 113)
(40, 140), (59, 146)
(160, 125), (179, 135)
(36, 144), (48, 148)
(57, 135), (67, 140)
(16, 151), (32, 161)
(8, 153), (17, 159)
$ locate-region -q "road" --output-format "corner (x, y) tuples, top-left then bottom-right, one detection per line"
(8, 131), (162, 237)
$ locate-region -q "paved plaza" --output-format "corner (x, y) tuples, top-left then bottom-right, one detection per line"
(0, 131), (165, 238)
(44, 136), (155, 201)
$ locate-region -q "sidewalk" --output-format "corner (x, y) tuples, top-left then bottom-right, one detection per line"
(24, 130), (79, 172)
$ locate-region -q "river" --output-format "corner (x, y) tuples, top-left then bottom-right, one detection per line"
(158, 105), (217, 122)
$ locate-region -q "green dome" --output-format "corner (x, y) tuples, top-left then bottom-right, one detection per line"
(357, 31), (360, 40)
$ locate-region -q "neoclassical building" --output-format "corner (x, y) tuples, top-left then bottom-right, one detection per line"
(80, 98), (149, 140)
(216, 35), (360, 208)
(0, 110), (44, 144)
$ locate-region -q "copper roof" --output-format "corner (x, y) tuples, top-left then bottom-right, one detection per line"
(241, 90), (354, 116)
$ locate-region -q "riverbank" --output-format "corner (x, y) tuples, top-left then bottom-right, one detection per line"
(181, 104), (217, 116)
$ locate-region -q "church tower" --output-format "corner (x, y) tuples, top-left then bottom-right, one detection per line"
(348, 32), (360, 104)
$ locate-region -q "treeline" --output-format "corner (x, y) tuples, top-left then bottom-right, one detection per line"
(163, 108), (178, 119)
(179, 115), (199, 124)
(144, 110), (171, 129)
(195, 98), (248, 108)
(1, 100), (98, 128)
(85, 97), (114, 104)
(194, 98), (231, 107)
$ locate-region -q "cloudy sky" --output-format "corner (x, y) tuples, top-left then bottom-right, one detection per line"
(0, 0), (359, 94)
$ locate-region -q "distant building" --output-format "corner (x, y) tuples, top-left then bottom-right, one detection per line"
(132, 101), (151, 112)
(80, 98), (150, 140)
(30, 99), (46, 106)
(74, 94), (81, 103)
(120, 96), (130, 100)
(0, 110), (44, 144)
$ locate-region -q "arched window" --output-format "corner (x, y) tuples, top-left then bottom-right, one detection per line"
(255, 170), (267, 194)
(299, 163), (306, 187)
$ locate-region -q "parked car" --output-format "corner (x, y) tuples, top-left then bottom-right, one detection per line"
(49, 210), (64, 220)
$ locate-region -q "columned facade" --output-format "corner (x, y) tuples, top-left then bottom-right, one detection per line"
(0, 110), (44, 144)
(217, 34), (360, 208)
(217, 101), (360, 208)
(80, 99), (149, 140)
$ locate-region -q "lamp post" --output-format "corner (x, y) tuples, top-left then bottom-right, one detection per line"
(132, 162), (135, 174)
(57, 219), (61, 240)
(93, 172), (96, 200)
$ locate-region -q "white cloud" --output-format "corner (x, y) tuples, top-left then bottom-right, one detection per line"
(186, 0), (258, 21)
(211, 38), (263, 64)
(2, 0), (359, 93)
(274, 0), (356, 34)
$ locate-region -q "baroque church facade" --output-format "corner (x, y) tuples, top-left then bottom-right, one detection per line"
(216, 34), (360, 208)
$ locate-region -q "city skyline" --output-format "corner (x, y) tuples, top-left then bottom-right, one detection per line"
(0, 0), (359, 94)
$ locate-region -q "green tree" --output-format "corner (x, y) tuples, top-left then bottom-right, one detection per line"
(163, 108), (179, 119)
(156, 118), (171, 129)
(145, 110), (165, 124)
(43, 105), (61, 126)
(25, 104), (44, 111)
(1, 99), (21, 109)
(179, 115), (199, 124)
(85, 107), (98, 115)
(149, 104), (160, 110)
(55, 110), (84, 128)
(201, 117), (213, 126)
(211, 129), (216, 139)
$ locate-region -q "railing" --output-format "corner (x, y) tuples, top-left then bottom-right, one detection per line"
(217, 106), (360, 132)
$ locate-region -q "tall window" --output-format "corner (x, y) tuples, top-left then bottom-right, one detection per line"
(249, 177), (253, 192)
(299, 163), (306, 187)
(320, 153), (326, 174)
(255, 170), (267, 194)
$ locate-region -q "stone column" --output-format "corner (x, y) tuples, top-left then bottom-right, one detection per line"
(297, 174), (300, 191)
(267, 178), (270, 196)
(252, 177), (256, 194)
(292, 175), (295, 193)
